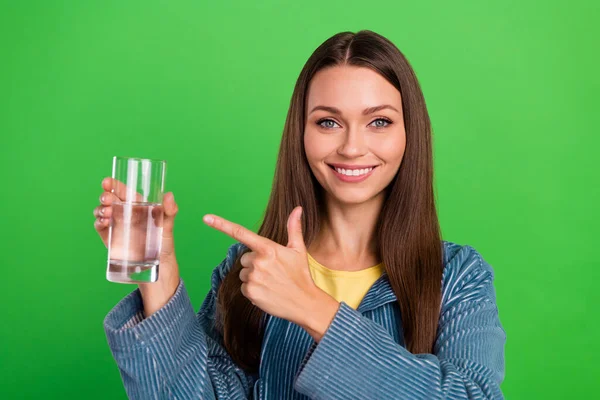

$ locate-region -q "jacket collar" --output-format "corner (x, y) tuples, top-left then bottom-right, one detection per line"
(356, 272), (397, 313)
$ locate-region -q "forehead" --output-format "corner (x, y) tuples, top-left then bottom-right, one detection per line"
(306, 65), (401, 113)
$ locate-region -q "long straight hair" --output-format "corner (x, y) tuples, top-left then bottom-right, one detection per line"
(217, 30), (443, 373)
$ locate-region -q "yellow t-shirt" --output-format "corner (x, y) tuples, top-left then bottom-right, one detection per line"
(307, 252), (385, 310)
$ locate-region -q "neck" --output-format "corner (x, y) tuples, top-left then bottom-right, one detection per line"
(308, 191), (385, 271)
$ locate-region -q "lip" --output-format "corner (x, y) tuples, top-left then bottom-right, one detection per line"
(327, 163), (378, 170)
(327, 164), (378, 183)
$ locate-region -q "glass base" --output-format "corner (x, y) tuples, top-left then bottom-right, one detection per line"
(107, 259), (159, 284)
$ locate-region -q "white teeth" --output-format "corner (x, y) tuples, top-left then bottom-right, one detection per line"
(335, 167), (373, 176)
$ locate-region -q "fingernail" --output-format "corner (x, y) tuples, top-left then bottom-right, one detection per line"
(101, 195), (105, 203)
(99, 208), (104, 216)
(99, 218), (105, 223)
(203, 215), (214, 224)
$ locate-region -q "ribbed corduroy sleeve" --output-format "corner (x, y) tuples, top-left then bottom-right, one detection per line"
(293, 245), (506, 400)
(103, 242), (257, 399)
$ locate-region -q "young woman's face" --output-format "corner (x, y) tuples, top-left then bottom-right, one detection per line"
(304, 65), (406, 206)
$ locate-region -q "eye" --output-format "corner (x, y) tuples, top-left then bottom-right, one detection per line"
(369, 118), (393, 129)
(316, 118), (340, 129)
(316, 117), (393, 130)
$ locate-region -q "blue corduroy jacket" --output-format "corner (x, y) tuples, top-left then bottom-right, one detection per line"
(104, 240), (506, 399)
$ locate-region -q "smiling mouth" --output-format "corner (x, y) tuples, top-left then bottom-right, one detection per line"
(326, 163), (379, 177)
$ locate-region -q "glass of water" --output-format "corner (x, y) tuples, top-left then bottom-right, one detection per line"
(106, 156), (166, 284)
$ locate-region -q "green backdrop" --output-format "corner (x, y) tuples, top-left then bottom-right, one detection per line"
(1, 1), (598, 398)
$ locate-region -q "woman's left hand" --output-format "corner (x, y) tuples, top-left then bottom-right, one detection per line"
(202, 206), (340, 338)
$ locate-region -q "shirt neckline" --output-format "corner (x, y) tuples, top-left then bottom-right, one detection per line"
(307, 252), (385, 277)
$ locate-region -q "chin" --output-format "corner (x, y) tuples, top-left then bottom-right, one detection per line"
(327, 189), (381, 206)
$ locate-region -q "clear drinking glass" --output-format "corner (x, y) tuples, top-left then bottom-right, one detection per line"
(106, 156), (166, 284)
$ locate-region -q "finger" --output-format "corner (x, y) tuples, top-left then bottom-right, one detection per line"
(102, 177), (145, 203)
(239, 267), (250, 283)
(160, 192), (178, 257)
(203, 214), (271, 254)
(94, 217), (110, 242)
(93, 205), (112, 219)
(286, 206), (306, 251)
(94, 217), (109, 228)
(241, 282), (250, 301)
(99, 191), (115, 206)
(240, 251), (256, 269)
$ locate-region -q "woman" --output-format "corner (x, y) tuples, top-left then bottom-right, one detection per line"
(96, 30), (506, 399)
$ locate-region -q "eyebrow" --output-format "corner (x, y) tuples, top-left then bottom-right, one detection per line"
(308, 104), (400, 116)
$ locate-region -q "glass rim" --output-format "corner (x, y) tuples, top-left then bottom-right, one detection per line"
(113, 156), (166, 164)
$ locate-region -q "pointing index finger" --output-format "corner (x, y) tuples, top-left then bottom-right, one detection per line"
(204, 214), (271, 254)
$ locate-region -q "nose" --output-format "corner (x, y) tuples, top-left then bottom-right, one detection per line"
(337, 127), (367, 158)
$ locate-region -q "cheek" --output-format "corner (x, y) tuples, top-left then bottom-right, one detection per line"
(304, 130), (330, 164)
(303, 131), (315, 160)
(303, 131), (334, 187)
(303, 131), (321, 175)
(374, 134), (406, 165)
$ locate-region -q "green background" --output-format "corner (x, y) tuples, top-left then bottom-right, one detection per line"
(1, 1), (598, 398)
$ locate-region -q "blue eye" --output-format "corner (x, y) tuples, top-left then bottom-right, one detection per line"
(370, 118), (392, 128)
(316, 118), (393, 130)
(316, 119), (340, 129)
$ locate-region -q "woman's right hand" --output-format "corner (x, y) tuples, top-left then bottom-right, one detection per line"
(94, 177), (181, 317)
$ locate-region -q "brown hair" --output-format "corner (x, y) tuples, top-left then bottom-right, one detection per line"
(216, 29), (443, 373)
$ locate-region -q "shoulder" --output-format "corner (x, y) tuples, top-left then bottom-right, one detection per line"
(440, 240), (498, 312)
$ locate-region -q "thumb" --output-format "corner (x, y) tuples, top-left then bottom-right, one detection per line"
(286, 206), (305, 251)
(160, 192), (178, 257)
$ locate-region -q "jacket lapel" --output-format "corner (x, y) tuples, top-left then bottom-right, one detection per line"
(357, 272), (397, 313)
